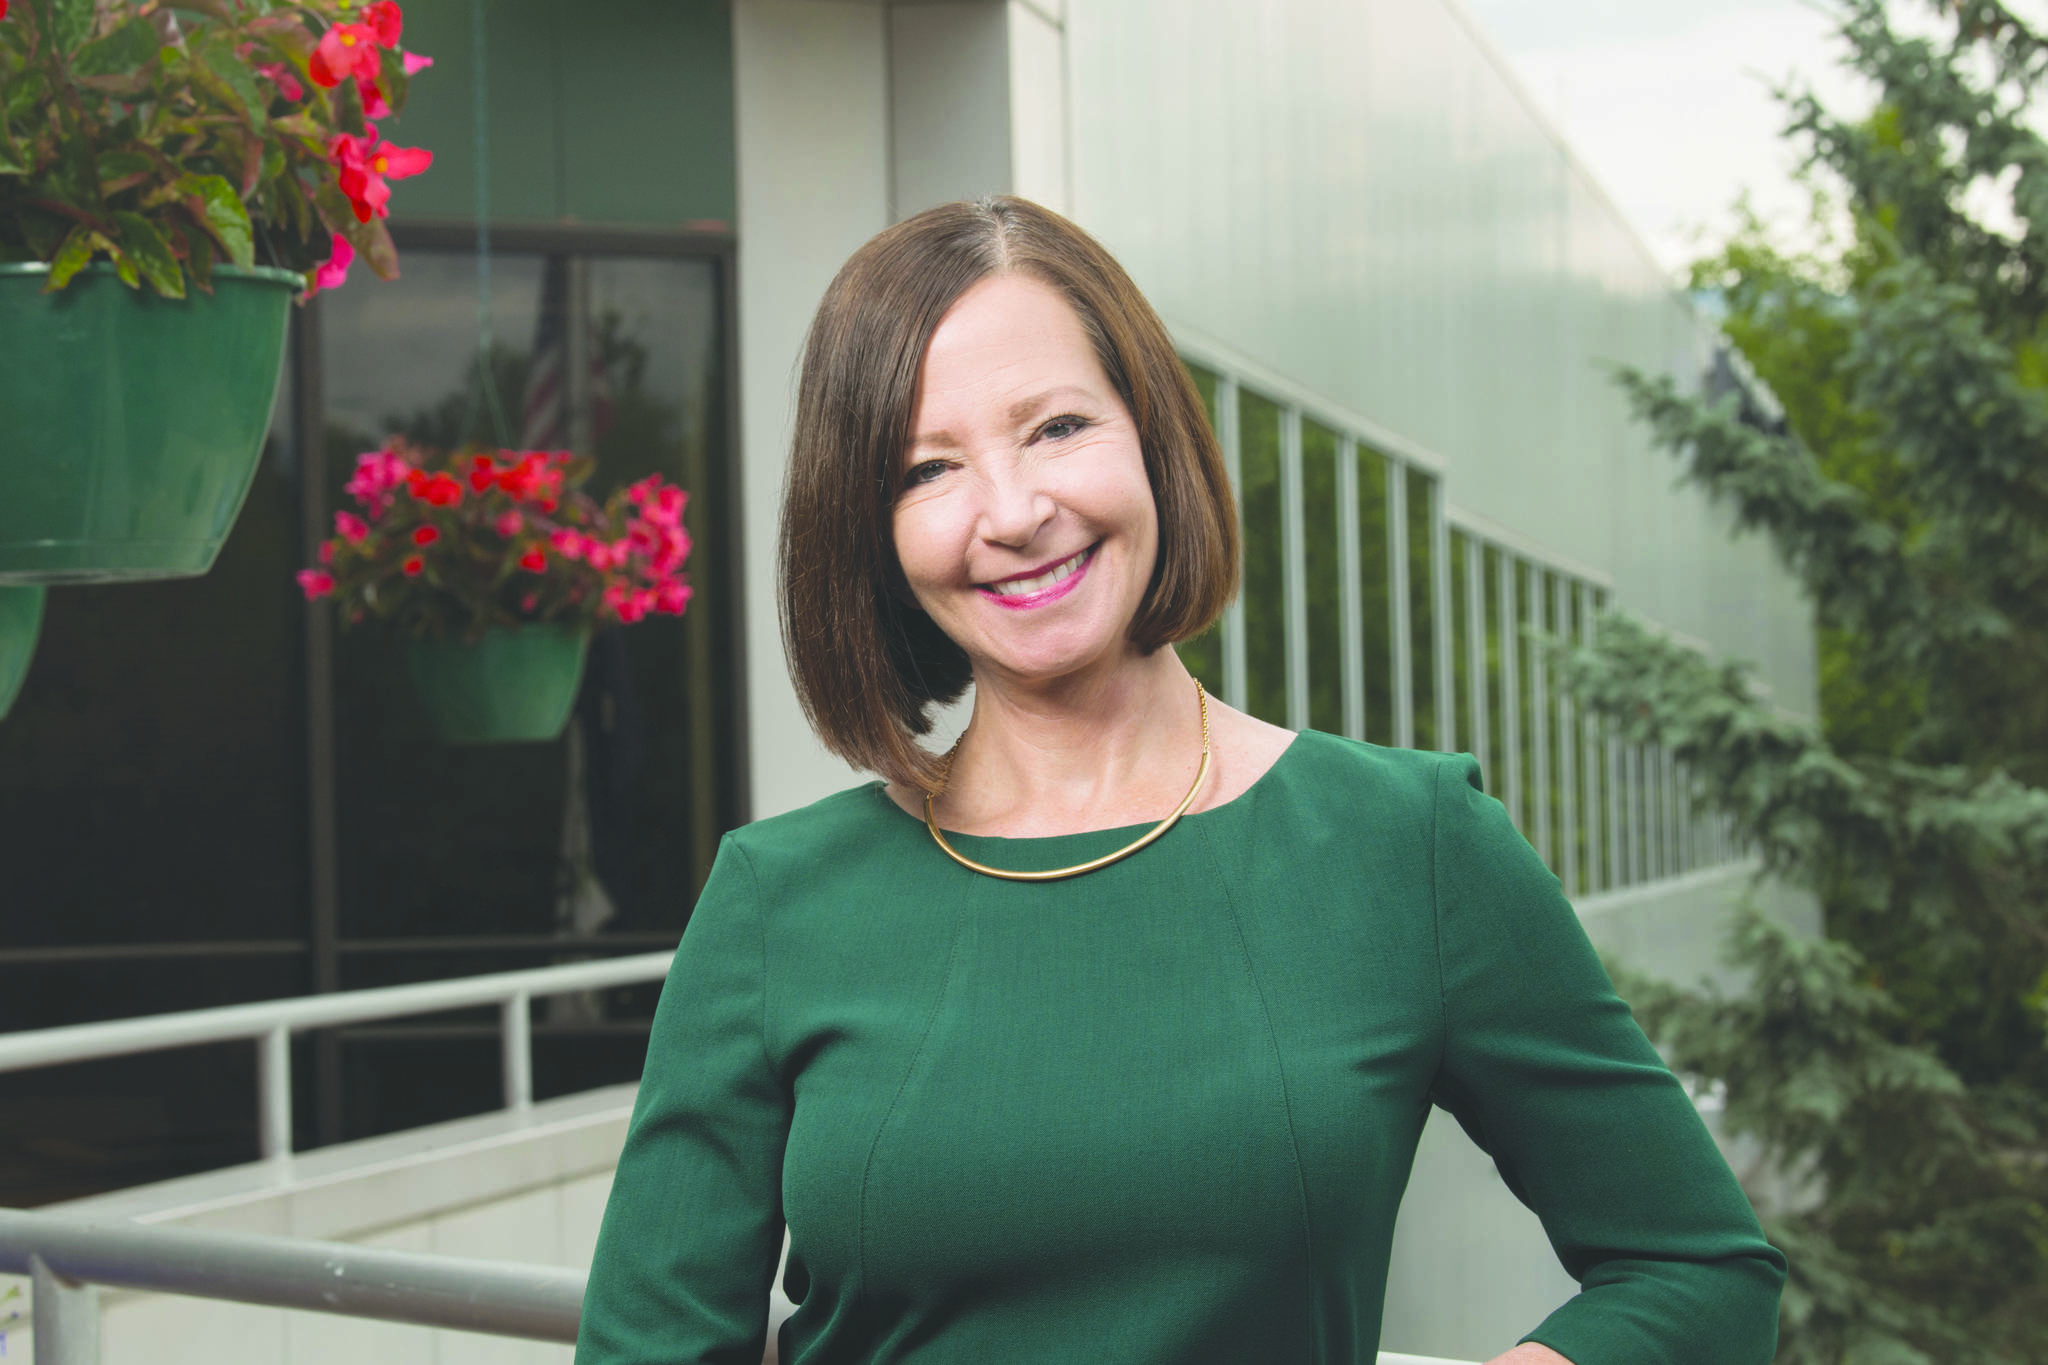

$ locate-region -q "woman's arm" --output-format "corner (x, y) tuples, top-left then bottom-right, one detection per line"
(576, 836), (792, 1365)
(1428, 754), (1785, 1365)
(1489, 1346), (1573, 1365)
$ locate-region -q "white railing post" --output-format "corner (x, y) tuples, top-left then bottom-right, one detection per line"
(31, 1251), (101, 1365)
(501, 991), (533, 1111)
(257, 1023), (293, 1162)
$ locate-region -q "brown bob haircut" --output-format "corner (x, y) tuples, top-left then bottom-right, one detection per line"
(778, 196), (1239, 791)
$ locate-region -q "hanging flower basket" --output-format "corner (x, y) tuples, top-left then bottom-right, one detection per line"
(404, 624), (592, 745)
(0, 585), (47, 722)
(0, 263), (301, 583)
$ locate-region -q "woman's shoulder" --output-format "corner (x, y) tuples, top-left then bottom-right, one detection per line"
(722, 780), (902, 871)
(1272, 729), (1473, 807)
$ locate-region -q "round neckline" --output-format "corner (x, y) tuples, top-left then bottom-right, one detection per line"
(871, 729), (1309, 846)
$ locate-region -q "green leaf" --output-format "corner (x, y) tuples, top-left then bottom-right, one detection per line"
(49, 0), (96, 56)
(175, 172), (253, 267)
(201, 42), (270, 130)
(0, 131), (25, 177)
(358, 217), (398, 281)
(70, 18), (162, 78)
(45, 224), (96, 290)
(95, 148), (154, 195)
(111, 211), (184, 299)
(376, 44), (411, 116)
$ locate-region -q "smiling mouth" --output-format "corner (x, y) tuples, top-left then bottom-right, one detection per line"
(979, 544), (1098, 602)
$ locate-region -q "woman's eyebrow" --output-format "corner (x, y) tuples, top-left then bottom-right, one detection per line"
(909, 386), (1097, 449)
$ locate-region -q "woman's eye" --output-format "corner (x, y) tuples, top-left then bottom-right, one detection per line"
(902, 460), (949, 489)
(1039, 415), (1090, 442)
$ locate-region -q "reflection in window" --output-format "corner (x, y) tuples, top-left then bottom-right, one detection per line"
(317, 242), (733, 1139)
(1357, 447), (1391, 743)
(1239, 389), (1286, 725)
(1407, 468), (1437, 750)
(1302, 420), (1343, 734)
(1450, 531), (1473, 762)
(1176, 362), (1223, 690)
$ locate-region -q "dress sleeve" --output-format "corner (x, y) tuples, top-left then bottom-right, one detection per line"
(576, 835), (791, 1365)
(1426, 753), (1786, 1365)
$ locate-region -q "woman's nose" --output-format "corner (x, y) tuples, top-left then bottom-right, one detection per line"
(976, 463), (1056, 548)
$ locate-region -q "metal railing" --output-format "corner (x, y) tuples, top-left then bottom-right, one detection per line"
(0, 953), (676, 1161)
(0, 1209), (1477, 1365)
(0, 1207), (584, 1363)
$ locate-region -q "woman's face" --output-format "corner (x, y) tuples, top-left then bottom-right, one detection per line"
(892, 273), (1158, 689)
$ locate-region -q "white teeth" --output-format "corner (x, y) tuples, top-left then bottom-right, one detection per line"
(988, 546), (1091, 597)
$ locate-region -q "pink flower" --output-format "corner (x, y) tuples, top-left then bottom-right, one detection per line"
(548, 528), (586, 560)
(344, 447), (412, 516)
(402, 50), (434, 75)
(335, 510), (370, 543)
(652, 579), (692, 616)
(520, 592), (539, 613)
(358, 79), (391, 121)
(311, 234), (354, 294)
(255, 62), (305, 103)
(309, 23), (382, 90)
(296, 569), (335, 599)
(494, 510), (524, 538)
(329, 127), (432, 223)
(583, 541), (611, 571)
(317, 541), (336, 565)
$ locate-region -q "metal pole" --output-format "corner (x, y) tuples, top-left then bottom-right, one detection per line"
(501, 992), (533, 1111)
(1336, 440), (1365, 742)
(1280, 407), (1308, 731)
(1218, 378), (1248, 713)
(1387, 463), (1412, 749)
(258, 1025), (292, 1162)
(30, 1252), (101, 1365)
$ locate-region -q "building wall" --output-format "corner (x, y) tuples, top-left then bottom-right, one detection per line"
(1062, 0), (1816, 718)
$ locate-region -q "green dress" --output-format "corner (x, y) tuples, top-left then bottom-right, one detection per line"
(575, 733), (1785, 1364)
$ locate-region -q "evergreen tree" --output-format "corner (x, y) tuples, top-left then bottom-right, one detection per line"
(1552, 1), (2048, 1358)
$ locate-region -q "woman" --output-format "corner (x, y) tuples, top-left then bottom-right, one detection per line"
(576, 197), (1786, 1365)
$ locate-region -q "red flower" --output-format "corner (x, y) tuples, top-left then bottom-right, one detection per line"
(519, 547), (548, 573)
(1, 3), (10, 21)
(296, 569), (335, 599)
(365, 1), (404, 47)
(329, 127), (432, 223)
(309, 22), (382, 90)
(467, 453), (499, 493)
(412, 524), (439, 547)
(335, 510), (371, 543)
(405, 469), (463, 507)
(402, 555), (425, 576)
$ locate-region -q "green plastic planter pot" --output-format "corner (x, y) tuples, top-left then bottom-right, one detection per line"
(0, 262), (301, 584)
(405, 624), (592, 745)
(0, 585), (45, 722)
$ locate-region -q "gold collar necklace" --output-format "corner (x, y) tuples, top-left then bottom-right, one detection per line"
(922, 678), (1211, 882)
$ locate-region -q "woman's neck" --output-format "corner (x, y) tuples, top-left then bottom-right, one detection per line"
(933, 650), (1204, 837)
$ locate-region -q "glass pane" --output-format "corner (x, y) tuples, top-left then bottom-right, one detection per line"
(1407, 467), (1436, 750)
(1450, 532), (1473, 757)
(1482, 545), (1507, 797)
(1523, 564), (1540, 839)
(1302, 420), (1343, 733)
(1569, 585), (1600, 894)
(1357, 447), (1392, 743)
(1238, 389), (1286, 725)
(317, 246), (728, 1138)
(1176, 361), (1222, 689)
(0, 336), (308, 1203)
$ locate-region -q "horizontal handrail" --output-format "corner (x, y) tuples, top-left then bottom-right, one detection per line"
(0, 952), (676, 1162)
(0, 1209), (1473, 1364)
(0, 952), (673, 1075)
(0, 1207), (582, 1345)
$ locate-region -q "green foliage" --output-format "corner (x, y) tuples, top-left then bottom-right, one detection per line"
(1554, 2), (2048, 1357)
(0, 0), (428, 296)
